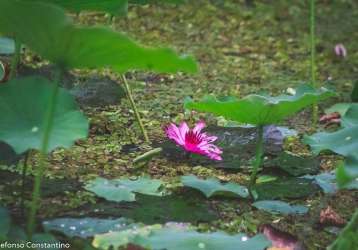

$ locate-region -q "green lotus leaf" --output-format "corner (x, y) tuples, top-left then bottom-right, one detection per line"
(43, 217), (135, 238)
(252, 200), (309, 215)
(255, 177), (320, 200)
(0, 76), (89, 154)
(306, 104), (358, 189)
(303, 126), (358, 157)
(328, 209), (358, 250)
(0, 0), (197, 74)
(341, 104), (358, 128)
(85, 176), (165, 202)
(39, 0), (128, 16)
(93, 225), (271, 250)
(325, 103), (352, 116)
(336, 155), (358, 189)
(181, 175), (249, 198)
(93, 224), (158, 249)
(185, 85), (334, 125)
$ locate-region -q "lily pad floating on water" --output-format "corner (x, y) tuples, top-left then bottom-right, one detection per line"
(85, 176), (165, 202)
(181, 175), (249, 198)
(93, 224), (271, 250)
(336, 155), (358, 190)
(325, 103), (352, 116)
(0, 76), (89, 154)
(305, 104), (358, 189)
(43, 217), (135, 238)
(302, 172), (337, 194)
(266, 152), (320, 176)
(255, 177), (320, 200)
(77, 193), (218, 224)
(304, 104), (358, 157)
(252, 200), (309, 215)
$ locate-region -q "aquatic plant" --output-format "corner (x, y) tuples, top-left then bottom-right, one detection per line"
(0, 0), (197, 238)
(165, 121), (223, 161)
(185, 84), (334, 197)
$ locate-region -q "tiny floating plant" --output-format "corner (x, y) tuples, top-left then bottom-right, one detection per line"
(165, 121), (223, 161)
(185, 84), (334, 198)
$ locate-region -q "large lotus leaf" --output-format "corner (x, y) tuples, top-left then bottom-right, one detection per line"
(302, 172), (337, 194)
(336, 155), (358, 189)
(81, 193), (217, 224)
(325, 103), (352, 116)
(133, 229), (270, 250)
(40, 0), (128, 16)
(185, 85), (334, 125)
(93, 225), (155, 249)
(328, 209), (358, 250)
(304, 126), (358, 157)
(255, 178), (320, 200)
(0, 207), (11, 241)
(43, 217), (134, 238)
(0, 76), (88, 154)
(0, 0), (197, 74)
(252, 200), (309, 215)
(85, 177), (164, 202)
(181, 175), (249, 198)
(266, 152), (320, 176)
(93, 225), (271, 250)
(341, 104), (358, 128)
(305, 103), (358, 156)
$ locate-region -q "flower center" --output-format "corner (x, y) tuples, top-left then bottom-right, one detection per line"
(185, 131), (202, 147)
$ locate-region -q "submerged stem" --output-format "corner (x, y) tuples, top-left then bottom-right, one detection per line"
(120, 74), (150, 143)
(310, 0), (318, 126)
(249, 125), (264, 198)
(27, 69), (62, 238)
(9, 39), (21, 79)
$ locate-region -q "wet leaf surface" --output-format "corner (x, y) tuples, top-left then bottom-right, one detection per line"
(75, 193), (218, 224)
(181, 175), (249, 198)
(253, 200), (308, 215)
(266, 152), (320, 177)
(43, 217), (135, 238)
(255, 178), (320, 200)
(94, 224), (271, 250)
(85, 177), (165, 202)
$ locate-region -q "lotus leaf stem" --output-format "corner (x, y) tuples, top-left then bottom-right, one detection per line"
(27, 69), (62, 238)
(120, 74), (150, 143)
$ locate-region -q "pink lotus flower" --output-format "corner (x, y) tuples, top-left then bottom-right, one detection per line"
(165, 121), (223, 161)
(334, 43), (347, 58)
